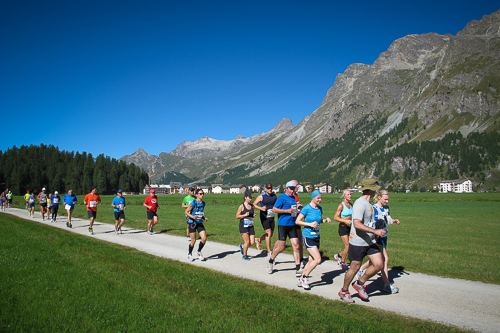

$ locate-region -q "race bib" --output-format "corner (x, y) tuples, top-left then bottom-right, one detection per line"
(53, 198), (59, 203)
(118, 204), (125, 211)
(195, 211), (204, 220)
(89, 201), (97, 208)
(65, 204), (72, 210)
(40, 198), (46, 203)
(266, 209), (275, 218)
(291, 205), (297, 217)
(310, 224), (320, 235)
(29, 198), (34, 203)
(243, 218), (254, 227)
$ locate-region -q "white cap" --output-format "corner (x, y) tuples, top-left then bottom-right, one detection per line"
(55, 191), (58, 194)
(42, 187), (46, 191)
(285, 181), (296, 188)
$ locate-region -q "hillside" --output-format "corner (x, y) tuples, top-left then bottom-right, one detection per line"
(121, 10), (500, 191)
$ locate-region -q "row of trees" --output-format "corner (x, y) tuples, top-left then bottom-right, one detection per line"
(0, 144), (149, 195)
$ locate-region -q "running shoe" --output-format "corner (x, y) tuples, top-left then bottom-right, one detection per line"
(186, 236), (191, 241)
(69, 223), (72, 228)
(239, 244), (244, 255)
(334, 253), (342, 265)
(242, 255), (250, 261)
(118, 226), (122, 234)
(146, 231), (151, 235)
(66, 222), (69, 228)
(32, 214), (35, 218)
(338, 289), (354, 303)
(295, 269), (303, 277)
(383, 283), (399, 294)
(188, 254), (194, 261)
(196, 251), (206, 261)
(266, 259), (275, 274)
(297, 277), (303, 287)
(255, 238), (261, 250)
(88, 228), (93, 235)
(114, 230), (118, 235)
(340, 262), (349, 271)
(50, 218), (54, 223)
(352, 280), (369, 300)
(149, 227), (153, 234)
(302, 276), (310, 290)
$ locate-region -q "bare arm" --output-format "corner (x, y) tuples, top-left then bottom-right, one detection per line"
(333, 203), (351, 225)
(353, 219), (386, 237)
(253, 195), (266, 212)
(235, 204), (250, 219)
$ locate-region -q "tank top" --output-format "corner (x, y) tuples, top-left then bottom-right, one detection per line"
(260, 192), (277, 220)
(240, 203), (255, 227)
(340, 201), (352, 218)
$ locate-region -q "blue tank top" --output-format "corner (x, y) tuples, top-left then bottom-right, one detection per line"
(340, 202), (352, 218)
(188, 200), (206, 223)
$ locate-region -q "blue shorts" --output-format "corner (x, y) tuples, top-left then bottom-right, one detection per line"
(376, 236), (388, 248)
(302, 236), (320, 250)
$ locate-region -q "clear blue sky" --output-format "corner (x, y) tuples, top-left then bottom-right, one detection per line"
(1, 1), (498, 159)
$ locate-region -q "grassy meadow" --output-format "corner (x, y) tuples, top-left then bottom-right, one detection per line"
(0, 214), (470, 332)
(8, 192), (500, 284)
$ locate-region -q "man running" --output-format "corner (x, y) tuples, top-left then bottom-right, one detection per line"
(111, 190), (126, 235)
(84, 186), (101, 235)
(253, 183), (277, 255)
(63, 190), (78, 227)
(182, 186), (196, 241)
(266, 181), (302, 275)
(24, 190), (30, 211)
(338, 179), (386, 303)
(6, 191), (13, 208)
(143, 189), (159, 235)
(27, 192), (36, 217)
(50, 191), (61, 222)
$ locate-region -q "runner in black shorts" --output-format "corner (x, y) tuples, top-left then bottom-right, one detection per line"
(185, 189), (208, 262)
(253, 183), (277, 255)
(236, 192), (257, 260)
(333, 189), (353, 270)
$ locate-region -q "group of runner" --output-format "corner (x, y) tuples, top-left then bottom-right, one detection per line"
(8, 178), (400, 302)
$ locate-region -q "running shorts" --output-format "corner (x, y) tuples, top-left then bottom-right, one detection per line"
(147, 211), (158, 220)
(302, 236), (320, 250)
(87, 210), (97, 219)
(278, 225), (298, 241)
(239, 221), (255, 235)
(188, 222), (206, 234)
(348, 243), (380, 262)
(114, 211), (125, 220)
(338, 223), (350, 237)
(260, 217), (275, 231)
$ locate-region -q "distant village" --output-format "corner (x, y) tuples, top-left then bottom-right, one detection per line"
(135, 179), (473, 195)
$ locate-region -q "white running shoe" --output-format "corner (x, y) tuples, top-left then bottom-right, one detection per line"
(297, 277), (303, 287)
(188, 254), (194, 261)
(302, 276), (310, 290)
(266, 259), (275, 274)
(196, 251), (206, 261)
(383, 283), (399, 294)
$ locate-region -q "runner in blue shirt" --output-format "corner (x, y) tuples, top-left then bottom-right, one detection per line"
(185, 189), (208, 262)
(50, 191), (61, 222)
(111, 190), (126, 235)
(266, 181), (301, 275)
(63, 190), (78, 228)
(295, 190), (331, 290)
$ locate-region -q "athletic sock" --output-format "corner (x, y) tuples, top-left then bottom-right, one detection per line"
(188, 245), (194, 255)
(358, 280), (364, 286)
(198, 242), (205, 252)
(296, 264), (301, 271)
(268, 258), (274, 264)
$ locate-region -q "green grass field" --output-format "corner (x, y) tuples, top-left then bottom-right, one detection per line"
(8, 192), (500, 284)
(0, 214), (470, 332)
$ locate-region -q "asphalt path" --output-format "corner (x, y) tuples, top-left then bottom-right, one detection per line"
(3, 208), (499, 333)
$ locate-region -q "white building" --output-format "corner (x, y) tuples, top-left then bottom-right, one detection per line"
(212, 185), (222, 194)
(439, 179), (473, 193)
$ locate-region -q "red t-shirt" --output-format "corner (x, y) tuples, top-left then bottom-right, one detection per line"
(144, 195), (158, 212)
(84, 193), (101, 211)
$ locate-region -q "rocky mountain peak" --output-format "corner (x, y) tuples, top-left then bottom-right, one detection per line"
(457, 9), (500, 37)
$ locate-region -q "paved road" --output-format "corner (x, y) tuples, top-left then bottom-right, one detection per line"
(3, 208), (499, 332)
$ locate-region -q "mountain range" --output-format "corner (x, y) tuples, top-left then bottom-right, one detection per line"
(121, 10), (500, 191)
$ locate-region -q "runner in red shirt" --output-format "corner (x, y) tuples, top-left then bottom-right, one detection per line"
(84, 186), (101, 235)
(143, 189), (160, 235)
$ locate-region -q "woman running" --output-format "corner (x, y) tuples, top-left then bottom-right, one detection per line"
(357, 190), (401, 293)
(185, 188), (208, 262)
(51, 191), (61, 222)
(236, 192), (257, 261)
(294, 190), (331, 290)
(63, 190), (78, 228)
(333, 189), (352, 270)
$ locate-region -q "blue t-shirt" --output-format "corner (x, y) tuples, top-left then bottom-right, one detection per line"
(273, 193), (297, 226)
(112, 196), (126, 212)
(51, 195), (61, 206)
(188, 200), (206, 223)
(301, 204), (323, 239)
(63, 194), (78, 207)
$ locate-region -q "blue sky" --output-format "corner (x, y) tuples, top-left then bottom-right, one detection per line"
(1, 1), (499, 159)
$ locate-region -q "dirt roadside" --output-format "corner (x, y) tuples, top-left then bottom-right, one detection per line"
(3, 208), (499, 333)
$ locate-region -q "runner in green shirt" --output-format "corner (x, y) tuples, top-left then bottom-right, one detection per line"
(182, 186), (196, 241)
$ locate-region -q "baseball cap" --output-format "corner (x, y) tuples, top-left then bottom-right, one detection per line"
(244, 192), (254, 198)
(54, 191), (58, 195)
(285, 181), (296, 188)
(266, 183), (272, 189)
(150, 189), (156, 193)
(42, 187), (46, 191)
(117, 190), (122, 194)
(189, 186), (196, 192)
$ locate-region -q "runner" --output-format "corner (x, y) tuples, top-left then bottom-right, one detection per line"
(37, 188), (48, 220)
(339, 179), (386, 303)
(47, 193), (52, 218)
(185, 188), (208, 261)
(236, 192), (257, 261)
(6, 191), (12, 208)
(357, 190), (401, 293)
(63, 190), (78, 228)
(111, 190), (126, 235)
(50, 191), (61, 222)
(266, 181), (301, 275)
(291, 180), (307, 275)
(333, 189), (353, 270)
(182, 186), (196, 241)
(253, 183), (277, 255)
(295, 190), (331, 290)
(84, 186), (101, 235)
(28, 192), (36, 217)
(143, 189), (159, 235)
(24, 190), (30, 211)
(0, 191), (6, 212)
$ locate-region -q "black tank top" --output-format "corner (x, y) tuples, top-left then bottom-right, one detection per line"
(240, 203), (254, 223)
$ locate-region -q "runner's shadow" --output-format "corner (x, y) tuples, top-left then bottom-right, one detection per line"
(205, 250), (240, 260)
(309, 269), (344, 288)
(253, 251), (269, 258)
(364, 267), (407, 298)
(158, 229), (174, 234)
